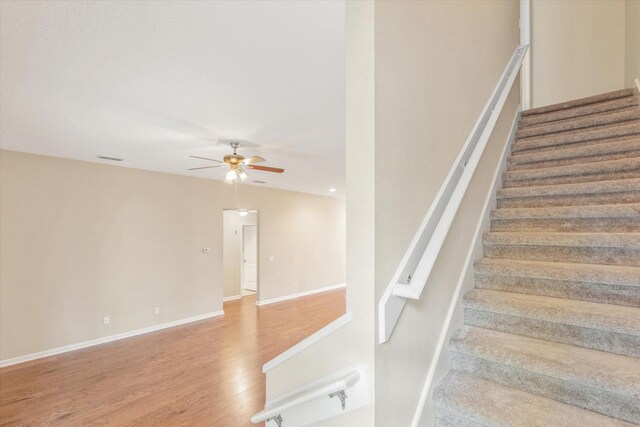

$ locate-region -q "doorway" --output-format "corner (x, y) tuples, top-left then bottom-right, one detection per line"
(222, 209), (259, 300)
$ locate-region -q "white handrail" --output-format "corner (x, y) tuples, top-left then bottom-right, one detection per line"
(263, 312), (354, 373)
(378, 44), (529, 343)
(251, 369), (361, 424)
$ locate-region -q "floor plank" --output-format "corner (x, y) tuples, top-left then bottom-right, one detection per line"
(0, 290), (346, 426)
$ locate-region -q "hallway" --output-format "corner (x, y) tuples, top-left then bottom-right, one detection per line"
(0, 290), (346, 426)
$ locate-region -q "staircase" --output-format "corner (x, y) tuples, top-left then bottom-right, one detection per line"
(433, 88), (640, 426)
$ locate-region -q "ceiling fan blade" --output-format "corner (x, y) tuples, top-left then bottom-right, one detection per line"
(248, 165), (284, 173)
(189, 155), (223, 163)
(188, 165), (223, 170)
(241, 156), (266, 165)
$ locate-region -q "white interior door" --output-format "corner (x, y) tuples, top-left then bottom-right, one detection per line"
(242, 225), (258, 292)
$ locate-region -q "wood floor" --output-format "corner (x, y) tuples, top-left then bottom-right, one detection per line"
(0, 290), (345, 426)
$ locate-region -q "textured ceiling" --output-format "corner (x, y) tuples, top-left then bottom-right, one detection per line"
(0, 1), (345, 196)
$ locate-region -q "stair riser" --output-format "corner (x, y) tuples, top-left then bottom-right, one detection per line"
(503, 170), (640, 188)
(521, 101), (639, 128)
(507, 148), (640, 171)
(503, 157), (640, 183)
(450, 352), (639, 424)
(464, 309), (640, 358)
(475, 274), (640, 307)
(512, 122), (640, 154)
(517, 108), (640, 139)
(483, 245), (640, 267)
(513, 140), (640, 162)
(491, 218), (640, 233)
(497, 192), (640, 208)
(498, 178), (640, 200)
(521, 105), (639, 129)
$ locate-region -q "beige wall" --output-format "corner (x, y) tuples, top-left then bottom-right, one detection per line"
(531, 0), (626, 107)
(626, 0), (640, 87)
(223, 210), (257, 298)
(0, 150), (345, 361)
(373, 1), (520, 426)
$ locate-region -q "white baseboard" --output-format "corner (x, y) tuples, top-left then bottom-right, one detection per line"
(0, 310), (224, 368)
(223, 295), (242, 302)
(256, 283), (346, 307)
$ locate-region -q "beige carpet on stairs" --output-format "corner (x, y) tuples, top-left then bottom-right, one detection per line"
(433, 87), (640, 426)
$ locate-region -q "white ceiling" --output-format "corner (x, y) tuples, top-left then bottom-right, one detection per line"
(0, 1), (345, 197)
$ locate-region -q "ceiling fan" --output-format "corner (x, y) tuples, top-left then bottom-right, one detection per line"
(189, 142), (284, 183)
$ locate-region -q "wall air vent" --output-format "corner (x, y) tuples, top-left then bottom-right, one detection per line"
(97, 155), (124, 162)
(252, 180), (267, 184)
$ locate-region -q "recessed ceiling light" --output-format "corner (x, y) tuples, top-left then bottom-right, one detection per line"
(329, 188), (337, 193)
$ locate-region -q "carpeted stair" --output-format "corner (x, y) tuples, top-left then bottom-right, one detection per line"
(433, 87), (640, 426)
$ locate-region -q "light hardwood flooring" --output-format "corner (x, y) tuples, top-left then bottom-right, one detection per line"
(0, 290), (345, 426)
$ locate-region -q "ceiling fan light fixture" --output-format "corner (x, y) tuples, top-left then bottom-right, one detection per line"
(225, 169), (238, 182)
(189, 142), (283, 184)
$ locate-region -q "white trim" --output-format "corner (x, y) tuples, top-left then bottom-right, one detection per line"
(0, 310), (225, 368)
(256, 283), (346, 307)
(410, 109), (521, 427)
(263, 311), (354, 373)
(223, 295), (242, 302)
(520, 0), (531, 110)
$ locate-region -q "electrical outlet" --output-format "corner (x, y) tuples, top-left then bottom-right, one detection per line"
(268, 256), (275, 262)
(103, 316), (110, 325)
(294, 281), (298, 287)
(155, 307), (160, 315)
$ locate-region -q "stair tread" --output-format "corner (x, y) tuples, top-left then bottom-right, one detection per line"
(463, 289), (640, 336)
(522, 89), (636, 117)
(512, 120), (640, 153)
(497, 177), (640, 199)
(474, 258), (640, 287)
(517, 107), (640, 139)
(435, 371), (634, 427)
(508, 136), (640, 167)
(483, 231), (640, 248)
(491, 203), (640, 220)
(520, 94), (640, 128)
(450, 326), (640, 397)
(504, 157), (640, 182)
